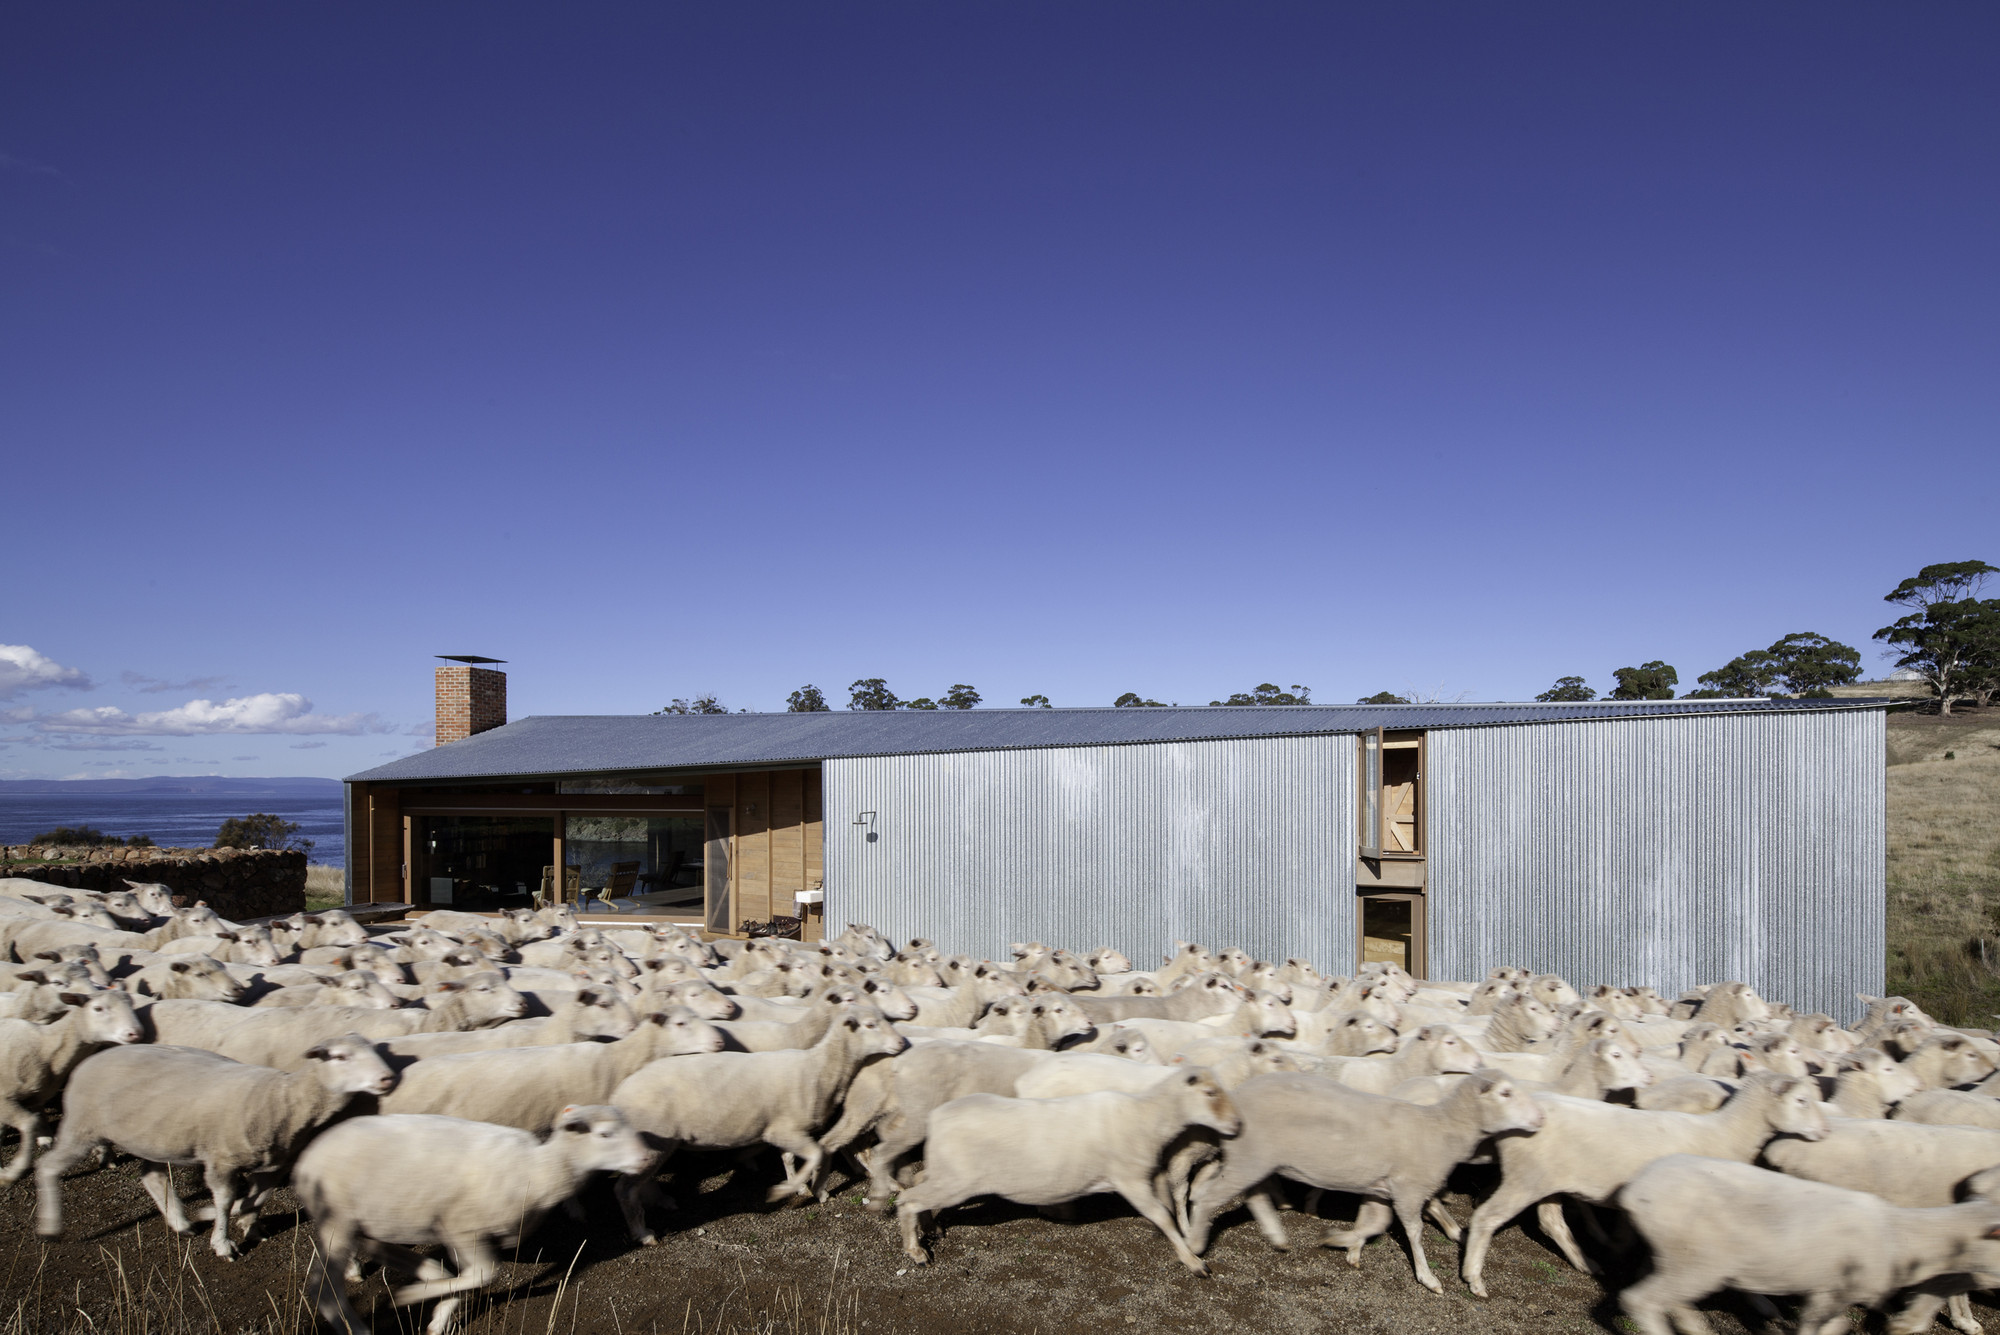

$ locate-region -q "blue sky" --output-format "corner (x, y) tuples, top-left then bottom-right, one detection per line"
(2, 3), (1995, 780)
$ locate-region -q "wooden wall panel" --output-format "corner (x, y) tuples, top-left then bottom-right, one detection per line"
(736, 771), (771, 925)
(771, 770), (805, 912)
(366, 787), (403, 903)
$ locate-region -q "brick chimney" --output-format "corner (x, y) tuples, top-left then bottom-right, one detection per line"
(435, 657), (507, 746)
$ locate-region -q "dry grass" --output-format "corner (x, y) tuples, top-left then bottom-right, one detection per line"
(1883, 707), (2000, 1023)
(303, 864), (345, 913)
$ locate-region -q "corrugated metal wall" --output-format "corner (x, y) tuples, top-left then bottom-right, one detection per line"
(824, 736), (1355, 971)
(1426, 710), (1885, 1021)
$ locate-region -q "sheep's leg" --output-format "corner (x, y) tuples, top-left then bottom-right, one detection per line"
(1889, 1290), (1954, 1335)
(1242, 1183), (1291, 1251)
(1113, 1178), (1209, 1276)
(1536, 1199), (1596, 1273)
(1323, 1200), (1393, 1267)
(1946, 1293), (1984, 1335)
(1461, 1181), (1541, 1298)
(766, 1130), (822, 1204)
(390, 1235), (498, 1333)
(1424, 1198), (1463, 1242)
(1613, 1274), (1680, 1335)
(0, 1105), (43, 1185)
(1184, 1156), (1269, 1256)
(865, 1116), (923, 1209)
(140, 1163), (196, 1234)
(31, 1128), (100, 1237)
(1393, 1193), (1443, 1293)
(1794, 1293), (1854, 1335)
(203, 1162), (241, 1259)
(615, 1146), (674, 1245)
(306, 1234), (373, 1335)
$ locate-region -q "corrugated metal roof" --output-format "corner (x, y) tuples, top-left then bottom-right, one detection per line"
(345, 697), (1897, 784)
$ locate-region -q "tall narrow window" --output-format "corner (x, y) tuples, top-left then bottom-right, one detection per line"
(1358, 729), (1382, 859)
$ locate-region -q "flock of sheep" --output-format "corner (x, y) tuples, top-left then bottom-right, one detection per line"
(6, 878), (2000, 1335)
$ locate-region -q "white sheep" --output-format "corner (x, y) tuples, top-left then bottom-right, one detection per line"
(1185, 1070), (1545, 1292)
(0, 987), (144, 1183)
(297, 1107), (650, 1335)
(1458, 1074), (1829, 1297)
(378, 1005), (726, 1130)
(211, 972), (526, 1070)
(1617, 1153), (2000, 1335)
(612, 1004), (908, 1239)
(897, 1070), (1241, 1273)
(35, 1033), (393, 1257)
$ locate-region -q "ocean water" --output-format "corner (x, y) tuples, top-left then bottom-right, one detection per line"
(0, 795), (345, 866)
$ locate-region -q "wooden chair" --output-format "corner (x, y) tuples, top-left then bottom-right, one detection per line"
(603, 861), (641, 903)
(540, 865), (581, 903)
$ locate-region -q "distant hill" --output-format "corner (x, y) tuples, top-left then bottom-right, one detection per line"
(0, 777), (342, 797)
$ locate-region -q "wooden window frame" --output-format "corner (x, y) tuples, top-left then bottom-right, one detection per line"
(1356, 890), (1427, 980)
(1357, 728), (1426, 861)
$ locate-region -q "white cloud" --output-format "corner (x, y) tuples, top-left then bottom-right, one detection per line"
(36, 692), (385, 737)
(0, 645), (92, 699)
(290, 740), (328, 750)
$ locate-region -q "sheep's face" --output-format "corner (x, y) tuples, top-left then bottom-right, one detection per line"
(1924, 1034), (1997, 1086)
(1593, 1040), (1652, 1091)
(1335, 1015), (1398, 1057)
(1766, 1077), (1830, 1141)
(1032, 998), (1096, 1048)
(1530, 975), (1581, 1009)
(438, 973), (527, 1025)
(1088, 949), (1133, 975)
(310, 912), (370, 948)
(1123, 977), (1161, 997)
(1178, 1072), (1241, 1136)
(1418, 1026), (1486, 1075)
(1473, 1075), (1544, 1135)
(331, 971), (399, 1009)
(648, 1006), (727, 1055)
(1751, 1037), (1811, 1079)
(67, 988), (143, 1046)
(857, 977), (919, 1022)
(1245, 991), (1296, 1038)
(1106, 1030), (1156, 1063)
(121, 881), (177, 917)
(841, 1007), (909, 1058)
(641, 955), (696, 985)
(556, 1105), (653, 1176)
(569, 987), (640, 1041)
(656, 980), (737, 1021)
(306, 1036), (396, 1096)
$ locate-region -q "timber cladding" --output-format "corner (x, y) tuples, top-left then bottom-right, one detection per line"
(704, 769), (824, 938)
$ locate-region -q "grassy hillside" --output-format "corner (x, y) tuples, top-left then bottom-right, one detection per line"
(1883, 705), (2000, 1023)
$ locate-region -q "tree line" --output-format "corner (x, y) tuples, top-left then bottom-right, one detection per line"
(1531, 559), (2000, 715)
(654, 559), (1998, 718)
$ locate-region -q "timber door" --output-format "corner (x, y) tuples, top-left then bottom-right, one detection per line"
(1358, 893), (1426, 977)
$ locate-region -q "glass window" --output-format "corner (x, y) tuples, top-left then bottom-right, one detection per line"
(1358, 730), (1382, 856)
(564, 814), (705, 909)
(410, 815), (554, 911)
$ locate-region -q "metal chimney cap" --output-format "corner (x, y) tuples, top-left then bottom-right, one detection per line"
(436, 655), (508, 665)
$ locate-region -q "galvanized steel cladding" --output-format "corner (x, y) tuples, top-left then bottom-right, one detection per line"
(825, 737), (1357, 976)
(826, 709), (1885, 1022)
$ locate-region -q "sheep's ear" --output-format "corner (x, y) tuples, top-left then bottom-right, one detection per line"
(16, 970), (48, 985)
(303, 1043), (333, 1061)
(50, 905), (77, 919)
(169, 961), (194, 974)
(216, 930), (240, 942)
(434, 980), (464, 994)
(642, 958), (667, 973)
(58, 992), (91, 1006)
(842, 1016), (861, 1031)
(577, 987), (607, 1007)
(647, 1011), (672, 1026)
(32, 950), (62, 963)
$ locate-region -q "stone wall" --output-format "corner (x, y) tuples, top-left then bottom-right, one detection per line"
(0, 846), (307, 920)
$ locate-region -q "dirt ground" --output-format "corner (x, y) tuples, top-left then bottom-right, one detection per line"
(11, 1149), (1997, 1335)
